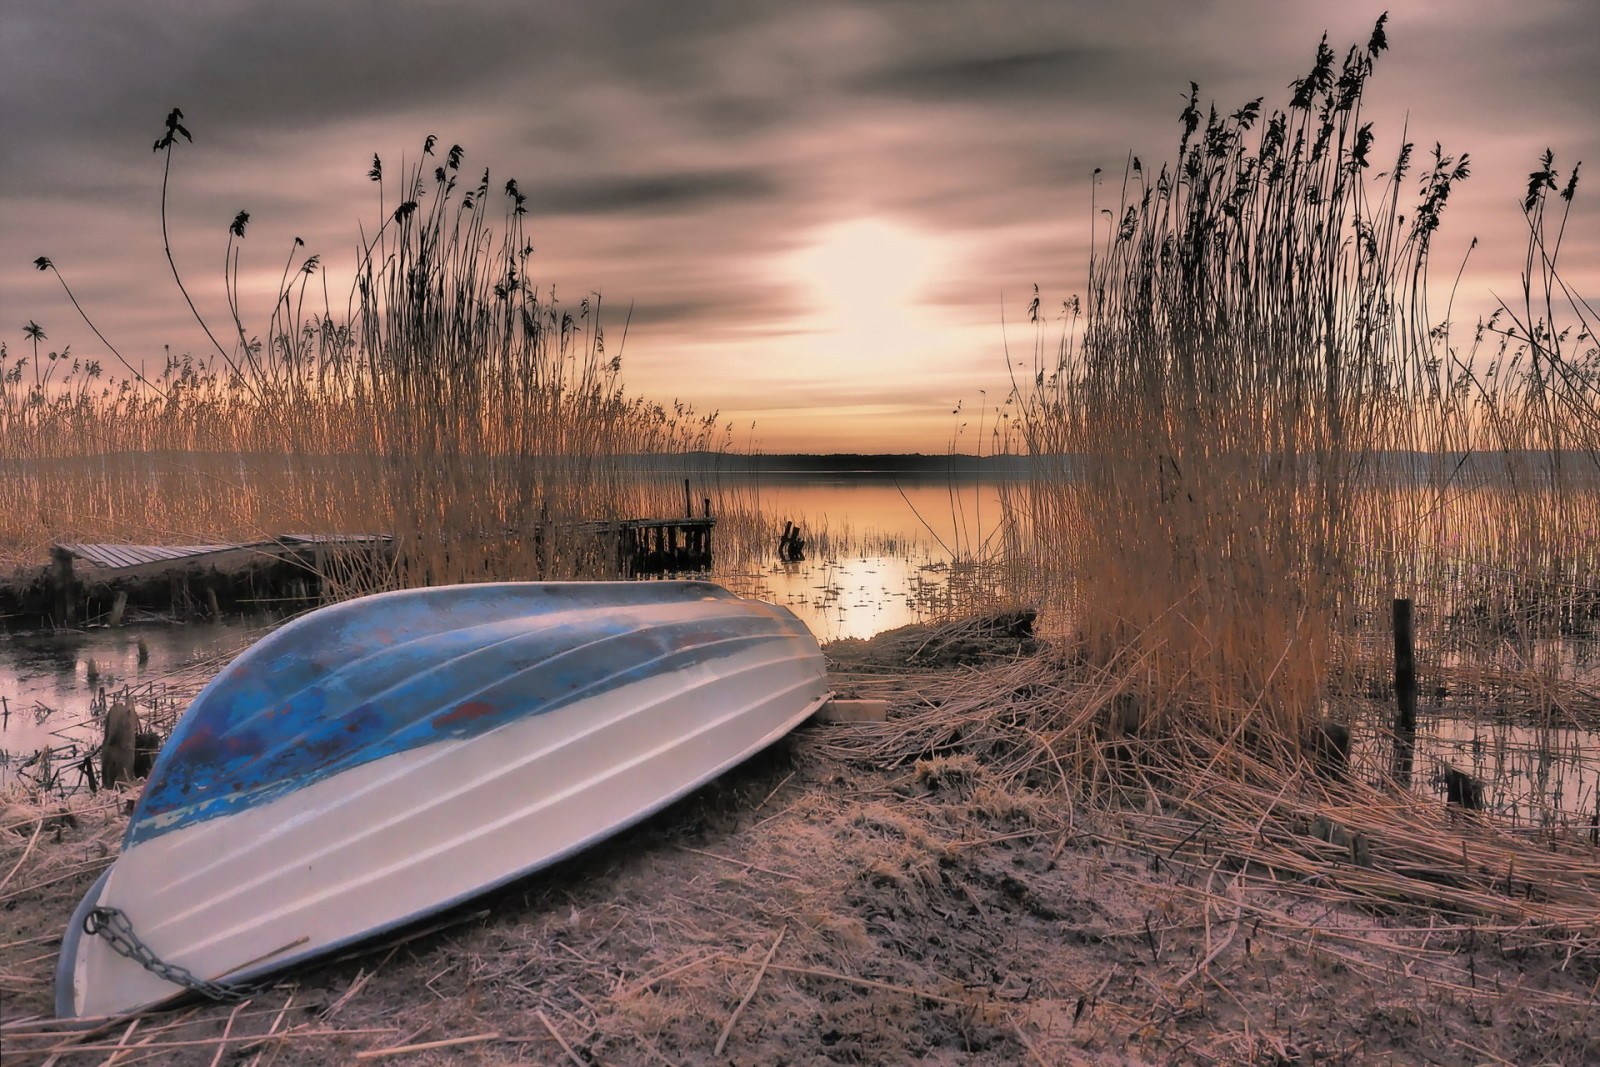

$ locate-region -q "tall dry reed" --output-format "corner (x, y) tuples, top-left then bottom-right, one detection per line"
(1405, 153), (1600, 640)
(2, 122), (727, 588)
(1005, 17), (1599, 752)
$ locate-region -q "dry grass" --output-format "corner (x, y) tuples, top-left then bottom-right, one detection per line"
(1005, 16), (1599, 766)
(1, 127), (725, 587)
(3, 639), (1597, 1065)
(841, 659), (1598, 905)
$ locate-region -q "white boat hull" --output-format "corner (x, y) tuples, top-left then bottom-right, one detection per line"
(58, 582), (828, 1019)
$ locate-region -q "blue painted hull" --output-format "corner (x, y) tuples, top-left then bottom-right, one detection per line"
(58, 581), (828, 1020)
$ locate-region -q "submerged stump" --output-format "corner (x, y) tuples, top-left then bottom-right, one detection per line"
(101, 698), (139, 790)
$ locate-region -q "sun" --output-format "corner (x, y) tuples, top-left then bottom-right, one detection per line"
(787, 217), (946, 365)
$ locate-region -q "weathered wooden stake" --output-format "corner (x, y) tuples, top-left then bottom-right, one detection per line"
(778, 521), (805, 563)
(1392, 597), (1417, 786)
(102, 697), (139, 789)
(1304, 719), (1351, 782)
(684, 479), (693, 518)
(1442, 764), (1484, 810)
(50, 546), (76, 627)
(109, 591), (128, 627)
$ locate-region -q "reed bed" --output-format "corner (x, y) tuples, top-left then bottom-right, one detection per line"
(1, 125), (725, 589)
(1006, 16), (1599, 761)
(823, 653), (1600, 941)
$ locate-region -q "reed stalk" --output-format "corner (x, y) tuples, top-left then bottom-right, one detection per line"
(2, 128), (728, 588)
(1008, 17), (1597, 757)
(1011, 20), (1418, 745)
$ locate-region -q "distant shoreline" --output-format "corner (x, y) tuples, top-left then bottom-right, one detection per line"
(657, 452), (1033, 475)
(7, 449), (1594, 479)
(632, 451), (1600, 480)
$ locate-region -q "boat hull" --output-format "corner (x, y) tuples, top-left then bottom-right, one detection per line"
(58, 581), (828, 1019)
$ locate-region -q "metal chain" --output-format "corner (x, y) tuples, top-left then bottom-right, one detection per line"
(83, 906), (251, 1002)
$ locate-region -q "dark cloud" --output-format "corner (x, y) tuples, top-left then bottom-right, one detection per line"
(685, 96), (799, 140)
(3, 2), (539, 139)
(3, 0), (1597, 452)
(615, 301), (717, 328)
(593, 281), (810, 351)
(528, 168), (777, 217)
(858, 45), (1132, 102)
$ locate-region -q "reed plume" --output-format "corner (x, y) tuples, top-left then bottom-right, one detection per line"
(2, 125), (727, 589)
(1012, 17), (1465, 751)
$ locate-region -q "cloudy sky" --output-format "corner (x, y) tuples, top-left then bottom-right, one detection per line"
(3, 0), (1596, 453)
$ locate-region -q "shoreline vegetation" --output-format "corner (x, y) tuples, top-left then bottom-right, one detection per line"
(2, 621), (1597, 1064)
(4, 16), (1599, 1063)
(1001, 16), (1596, 759)
(4, 116), (729, 592)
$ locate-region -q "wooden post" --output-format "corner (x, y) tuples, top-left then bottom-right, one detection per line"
(778, 521), (805, 563)
(102, 696), (139, 789)
(684, 479), (692, 518)
(49, 546), (76, 628)
(1392, 598), (1417, 786)
(109, 591), (128, 627)
(1441, 764), (1483, 810)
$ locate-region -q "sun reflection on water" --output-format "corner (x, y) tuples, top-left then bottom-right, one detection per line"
(720, 552), (955, 642)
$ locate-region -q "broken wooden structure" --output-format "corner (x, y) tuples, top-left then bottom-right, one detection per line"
(3, 517), (717, 627)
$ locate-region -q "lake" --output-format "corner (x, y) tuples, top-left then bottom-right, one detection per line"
(2, 472), (1596, 822)
(709, 471), (1011, 641)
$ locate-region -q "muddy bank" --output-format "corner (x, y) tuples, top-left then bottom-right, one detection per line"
(824, 609), (1040, 673)
(5, 644), (1598, 1064)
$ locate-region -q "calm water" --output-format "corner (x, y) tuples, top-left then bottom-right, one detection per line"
(712, 472), (1010, 641)
(2, 473), (1595, 820)
(1424, 717), (1599, 826)
(0, 622), (263, 789)
(0, 475), (1005, 788)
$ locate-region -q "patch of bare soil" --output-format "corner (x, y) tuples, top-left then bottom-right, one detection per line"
(4, 637), (1598, 1065)
(824, 610), (1040, 674)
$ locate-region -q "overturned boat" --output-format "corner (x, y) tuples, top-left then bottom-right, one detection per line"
(58, 580), (829, 1020)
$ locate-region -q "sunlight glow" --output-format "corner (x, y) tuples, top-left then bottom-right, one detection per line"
(787, 218), (948, 367)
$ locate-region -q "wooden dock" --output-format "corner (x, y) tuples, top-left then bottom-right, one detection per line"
(4, 518), (716, 627)
(587, 517), (714, 578)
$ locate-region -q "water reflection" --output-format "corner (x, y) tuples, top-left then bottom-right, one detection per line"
(1415, 716), (1599, 826)
(723, 553), (951, 642)
(721, 472), (1010, 562)
(2, 473), (1595, 821)
(0, 622), (260, 789)
(712, 472), (1010, 641)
